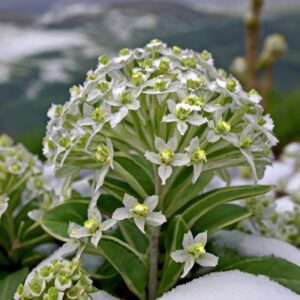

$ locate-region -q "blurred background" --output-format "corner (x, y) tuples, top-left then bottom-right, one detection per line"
(0, 0), (299, 155)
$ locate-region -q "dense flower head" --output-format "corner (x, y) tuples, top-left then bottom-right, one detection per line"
(14, 258), (97, 300)
(44, 39), (276, 192)
(0, 134), (63, 220)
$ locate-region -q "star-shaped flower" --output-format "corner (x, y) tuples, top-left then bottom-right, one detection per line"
(145, 136), (189, 184)
(171, 231), (218, 278)
(162, 100), (207, 135)
(107, 85), (140, 127)
(112, 194), (166, 233)
(185, 137), (207, 183)
(69, 194), (115, 247)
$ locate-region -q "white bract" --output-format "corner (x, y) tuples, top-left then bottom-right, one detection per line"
(145, 137), (189, 184)
(112, 194), (166, 233)
(69, 194), (115, 247)
(162, 100), (207, 135)
(171, 231), (218, 278)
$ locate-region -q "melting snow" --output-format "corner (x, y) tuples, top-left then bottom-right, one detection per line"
(213, 230), (300, 266)
(159, 270), (300, 300)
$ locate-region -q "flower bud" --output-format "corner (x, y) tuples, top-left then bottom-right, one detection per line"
(119, 48), (130, 56)
(200, 50), (212, 62)
(119, 91), (132, 104)
(176, 104), (191, 120)
(182, 56), (196, 68)
(183, 94), (204, 107)
(55, 275), (72, 291)
(94, 145), (110, 163)
(225, 78), (237, 92)
(190, 147), (207, 164)
(240, 136), (253, 149)
(86, 72), (97, 81)
(131, 72), (144, 86)
(159, 59), (170, 73)
(154, 79), (168, 92)
(215, 119), (231, 134)
(93, 107), (108, 122)
(96, 81), (109, 93)
(172, 46), (182, 55)
(59, 136), (71, 149)
(98, 54), (109, 65)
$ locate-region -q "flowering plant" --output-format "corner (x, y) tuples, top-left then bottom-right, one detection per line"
(11, 40), (300, 300)
(0, 134), (67, 268)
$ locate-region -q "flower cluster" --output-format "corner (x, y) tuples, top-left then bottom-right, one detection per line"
(238, 142), (300, 247)
(14, 258), (97, 300)
(43, 40), (276, 280)
(44, 39), (276, 192)
(0, 134), (67, 221)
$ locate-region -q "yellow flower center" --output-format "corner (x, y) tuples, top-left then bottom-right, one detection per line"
(215, 119), (231, 134)
(188, 242), (206, 259)
(93, 107), (107, 122)
(84, 219), (99, 234)
(176, 106), (191, 121)
(95, 145), (110, 163)
(190, 147), (207, 164)
(159, 148), (174, 165)
(130, 204), (149, 217)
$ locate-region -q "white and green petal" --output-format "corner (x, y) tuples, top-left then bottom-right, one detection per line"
(112, 194), (166, 233)
(0, 194), (9, 219)
(171, 230), (218, 278)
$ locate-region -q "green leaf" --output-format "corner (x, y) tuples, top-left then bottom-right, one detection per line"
(164, 171), (213, 216)
(215, 169), (231, 185)
(191, 204), (251, 234)
(103, 177), (138, 201)
(41, 200), (89, 241)
(217, 256), (300, 294)
(0, 268), (28, 300)
(93, 261), (118, 280)
(119, 220), (149, 253)
(92, 236), (148, 300)
(182, 185), (273, 228)
(114, 161), (148, 199)
(114, 154), (155, 195)
(97, 194), (122, 216)
(42, 200), (148, 299)
(55, 165), (80, 178)
(158, 215), (189, 296)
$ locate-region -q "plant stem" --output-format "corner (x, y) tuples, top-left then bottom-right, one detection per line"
(245, 0), (263, 90)
(148, 226), (160, 300)
(148, 177), (163, 300)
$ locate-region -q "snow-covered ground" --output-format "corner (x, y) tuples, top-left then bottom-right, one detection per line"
(213, 230), (300, 266)
(159, 270), (300, 300)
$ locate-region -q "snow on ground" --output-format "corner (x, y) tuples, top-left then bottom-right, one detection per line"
(92, 291), (118, 300)
(276, 196), (296, 213)
(159, 270), (300, 300)
(213, 230), (300, 266)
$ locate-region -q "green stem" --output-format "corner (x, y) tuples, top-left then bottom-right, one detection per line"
(148, 226), (160, 300)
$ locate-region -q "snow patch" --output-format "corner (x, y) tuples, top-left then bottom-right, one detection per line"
(92, 291), (118, 300)
(213, 230), (300, 266)
(159, 270), (300, 300)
